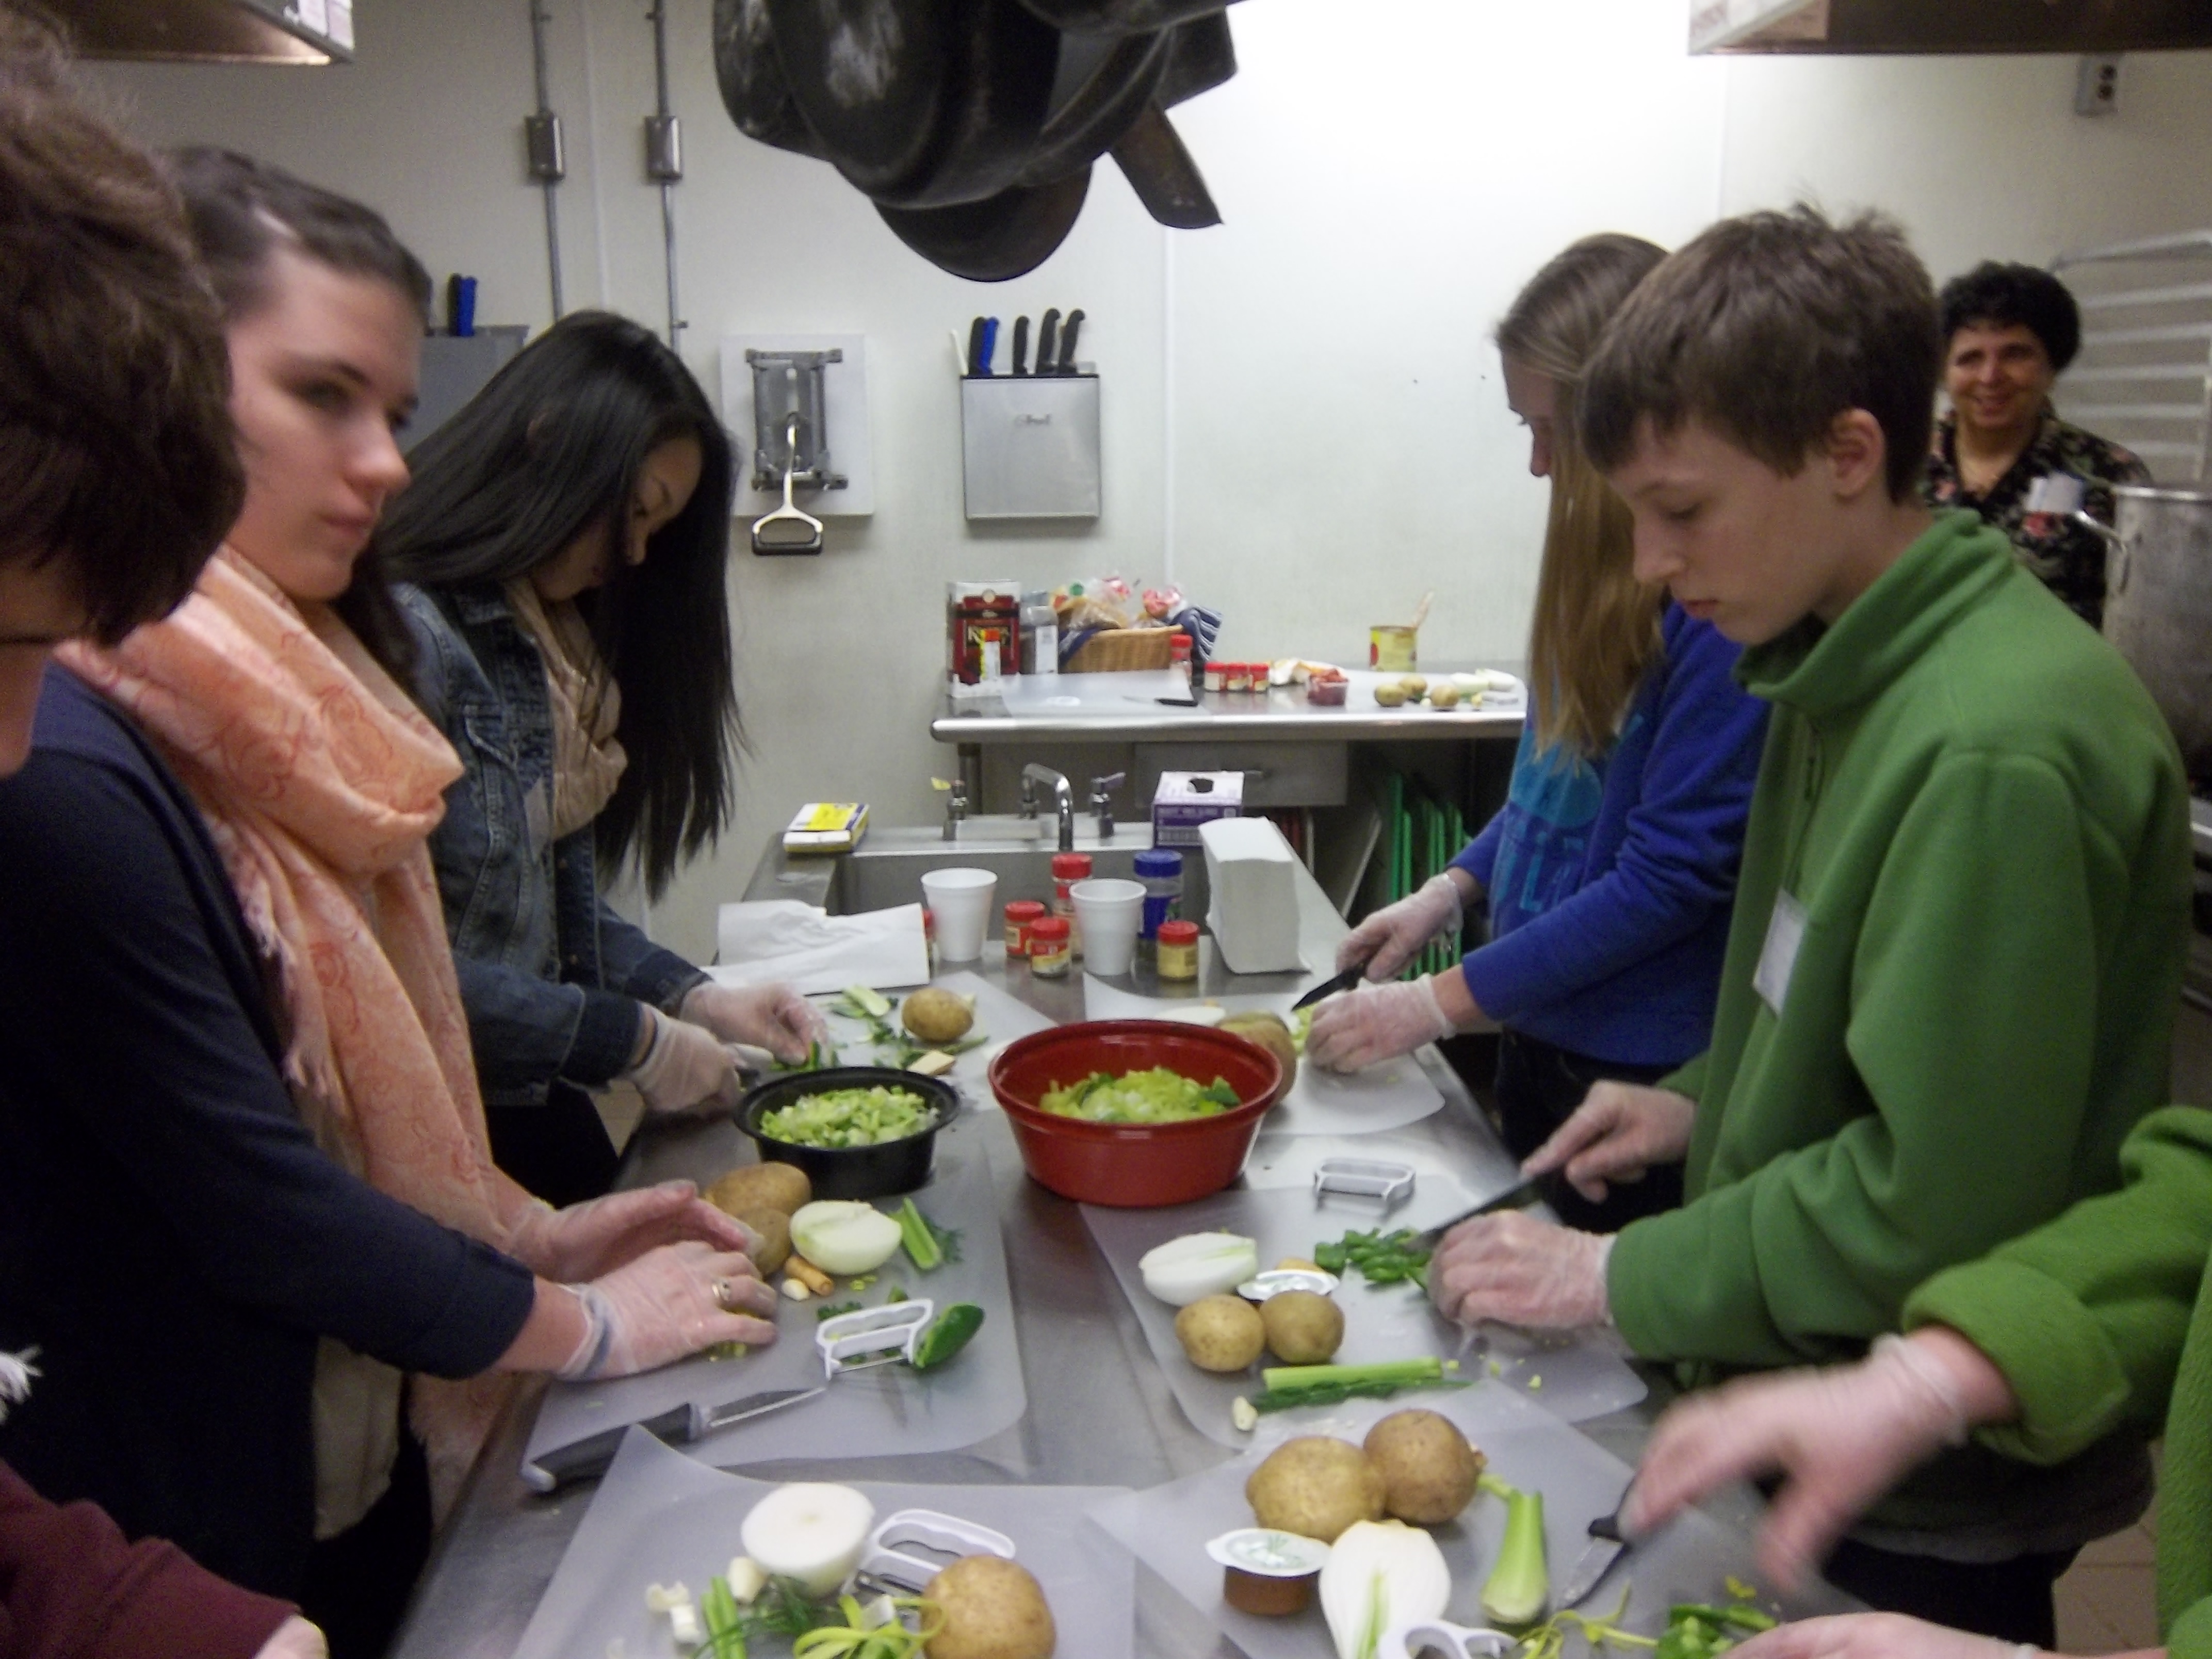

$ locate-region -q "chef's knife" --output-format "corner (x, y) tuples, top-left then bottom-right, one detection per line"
(1036, 309), (1061, 377)
(1410, 1174), (1548, 1252)
(965, 316), (987, 377)
(1011, 314), (1030, 376)
(1056, 309), (1084, 375)
(1555, 1503), (1629, 1610)
(521, 1385), (824, 1492)
(1290, 961), (1367, 1013)
(979, 317), (999, 376)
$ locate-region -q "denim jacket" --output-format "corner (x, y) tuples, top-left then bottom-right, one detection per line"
(396, 582), (705, 1109)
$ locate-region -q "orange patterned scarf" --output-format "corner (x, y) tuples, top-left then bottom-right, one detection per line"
(61, 547), (532, 1517)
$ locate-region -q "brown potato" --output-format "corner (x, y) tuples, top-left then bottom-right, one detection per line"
(926, 1555), (1056, 1659)
(903, 987), (977, 1045)
(1219, 1012), (1298, 1085)
(1244, 1436), (1385, 1543)
(1362, 1409), (1485, 1524)
(1372, 684), (1409, 708)
(1175, 1294), (1267, 1373)
(1260, 1290), (1344, 1364)
(706, 1163), (812, 1218)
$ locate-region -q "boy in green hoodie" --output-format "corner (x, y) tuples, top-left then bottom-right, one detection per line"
(1427, 206), (2192, 1641)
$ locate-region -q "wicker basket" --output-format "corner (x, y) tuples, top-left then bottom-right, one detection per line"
(1064, 627), (1178, 673)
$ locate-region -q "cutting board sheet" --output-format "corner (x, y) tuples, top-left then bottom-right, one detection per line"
(1087, 1382), (1855, 1659)
(1083, 1180), (1644, 1445)
(810, 970), (1056, 1105)
(526, 1131), (1024, 1474)
(1081, 980), (1445, 1135)
(515, 1427), (1133, 1659)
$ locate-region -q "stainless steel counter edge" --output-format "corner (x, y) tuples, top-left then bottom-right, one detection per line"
(932, 676), (1530, 744)
(392, 849), (1667, 1659)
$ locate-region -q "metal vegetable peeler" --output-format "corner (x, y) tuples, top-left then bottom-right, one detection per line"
(1376, 1620), (1518, 1659)
(816, 1301), (935, 1379)
(1312, 1157), (1417, 1207)
(857, 1509), (1018, 1593)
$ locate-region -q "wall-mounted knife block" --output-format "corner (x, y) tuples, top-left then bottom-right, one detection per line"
(960, 375), (1101, 521)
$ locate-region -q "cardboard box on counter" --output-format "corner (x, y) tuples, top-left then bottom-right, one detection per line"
(783, 802), (869, 854)
(1151, 772), (1242, 847)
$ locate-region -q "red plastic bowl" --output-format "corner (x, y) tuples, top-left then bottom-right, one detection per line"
(988, 1020), (1286, 1207)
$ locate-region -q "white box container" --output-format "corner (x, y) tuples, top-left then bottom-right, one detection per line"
(1151, 771), (1242, 847)
(1200, 817), (1303, 975)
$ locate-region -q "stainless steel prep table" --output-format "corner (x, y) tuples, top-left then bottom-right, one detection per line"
(393, 845), (1679, 1659)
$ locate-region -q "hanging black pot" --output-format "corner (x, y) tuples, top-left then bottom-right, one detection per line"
(1111, 101), (1218, 228)
(875, 167), (1093, 283)
(1011, 0), (1237, 38)
(711, 0), (822, 157)
(1157, 9), (1235, 107)
(1016, 25), (1169, 184)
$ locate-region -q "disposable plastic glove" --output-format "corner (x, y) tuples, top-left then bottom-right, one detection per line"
(1307, 975), (1454, 1072)
(559, 1240), (778, 1380)
(1336, 873), (1466, 982)
(254, 1620), (330, 1659)
(1728, 1616), (2038, 1659)
(623, 1006), (742, 1115)
(1624, 1331), (1996, 1592)
(506, 1180), (758, 1283)
(678, 980), (826, 1065)
(1428, 1210), (1613, 1329)
(1522, 1080), (1697, 1202)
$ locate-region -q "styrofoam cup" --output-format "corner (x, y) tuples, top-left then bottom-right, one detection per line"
(921, 868), (998, 963)
(1070, 877), (1145, 976)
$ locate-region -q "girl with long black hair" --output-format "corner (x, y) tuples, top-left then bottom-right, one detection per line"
(377, 312), (822, 1203)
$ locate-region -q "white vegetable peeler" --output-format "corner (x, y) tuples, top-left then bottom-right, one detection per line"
(816, 1301), (935, 1378)
(1376, 1619), (1517, 1659)
(1312, 1158), (1417, 1207)
(857, 1509), (1017, 1592)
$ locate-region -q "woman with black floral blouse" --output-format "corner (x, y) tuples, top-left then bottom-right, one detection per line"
(1923, 261), (2149, 628)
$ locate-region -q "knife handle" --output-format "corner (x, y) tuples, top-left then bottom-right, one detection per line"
(1588, 1507), (1623, 1542)
(1011, 315), (1031, 376)
(1057, 310), (1084, 375)
(965, 317), (986, 377)
(521, 1404), (691, 1493)
(1037, 308), (1061, 376)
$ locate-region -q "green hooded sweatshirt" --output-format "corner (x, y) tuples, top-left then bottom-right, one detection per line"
(1607, 510), (2192, 1535)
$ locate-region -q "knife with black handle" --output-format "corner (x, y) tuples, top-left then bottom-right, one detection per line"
(1011, 315), (1030, 376)
(965, 316), (987, 377)
(521, 1385), (823, 1492)
(979, 317), (1000, 376)
(1056, 308), (1084, 375)
(1036, 309), (1061, 377)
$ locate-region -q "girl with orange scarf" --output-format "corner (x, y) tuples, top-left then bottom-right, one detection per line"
(0, 151), (777, 1659)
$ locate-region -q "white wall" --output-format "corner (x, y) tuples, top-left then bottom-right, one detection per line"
(84, 3), (2212, 961)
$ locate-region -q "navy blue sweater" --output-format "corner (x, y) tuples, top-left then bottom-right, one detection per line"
(1455, 606), (1767, 1066)
(0, 668), (534, 1598)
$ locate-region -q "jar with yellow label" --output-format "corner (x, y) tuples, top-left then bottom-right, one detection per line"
(1156, 919), (1200, 981)
(1028, 915), (1072, 978)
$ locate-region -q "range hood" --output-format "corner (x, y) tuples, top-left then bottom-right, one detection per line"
(47, 0), (353, 63)
(1693, 0), (2212, 54)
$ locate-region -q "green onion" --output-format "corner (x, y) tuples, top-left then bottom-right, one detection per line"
(1260, 1358), (1452, 1391)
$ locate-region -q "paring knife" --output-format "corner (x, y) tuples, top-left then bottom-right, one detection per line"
(1036, 309), (1061, 376)
(521, 1385), (824, 1492)
(1011, 315), (1030, 376)
(1290, 961), (1368, 1013)
(1411, 1174), (1548, 1251)
(1056, 309), (1084, 375)
(1555, 1502), (1630, 1610)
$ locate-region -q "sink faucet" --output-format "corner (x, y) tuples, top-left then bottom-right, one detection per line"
(933, 776), (969, 842)
(1021, 763), (1077, 852)
(1089, 771), (1126, 840)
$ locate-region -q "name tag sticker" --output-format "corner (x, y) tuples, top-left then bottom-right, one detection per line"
(1754, 890), (1808, 1018)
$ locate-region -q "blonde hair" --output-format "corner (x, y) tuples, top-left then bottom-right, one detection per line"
(1497, 233), (1668, 760)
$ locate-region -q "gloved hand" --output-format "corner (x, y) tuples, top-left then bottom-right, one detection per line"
(1624, 1330), (2006, 1591)
(506, 1179), (758, 1283)
(1728, 1615), (2036, 1659)
(253, 1618), (329, 1659)
(679, 980), (826, 1065)
(1307, 975), (1455, 1072)
(559, 1240), (778, 1380)
(1336, 873), (1466, 982)
(623, 1006), (742, 1115)
(1428, 1210), (1613, 1329)
(1522, 1080), (1697, 1202)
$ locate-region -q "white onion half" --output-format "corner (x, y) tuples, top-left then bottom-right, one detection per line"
(1140, 1232), (1260, 1306)
(739, 1483), (876, 1597)
(789, 1201), (904, 1275)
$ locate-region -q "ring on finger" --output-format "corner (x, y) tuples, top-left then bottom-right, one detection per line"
(712, 1276), (739, 1312)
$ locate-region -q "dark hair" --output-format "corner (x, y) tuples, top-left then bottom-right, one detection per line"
(164, 145), (429, 675)
(1581, 205), (1942, 503)
(1939, 261), (2081, 372)
(376, 312), (740, 896)
(0, 5), (241, 641)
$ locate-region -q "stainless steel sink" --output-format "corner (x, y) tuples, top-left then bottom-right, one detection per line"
(744, 825), (1210, 920)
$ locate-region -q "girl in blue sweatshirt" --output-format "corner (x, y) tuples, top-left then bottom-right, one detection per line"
(1309, 235), (1768, 1231)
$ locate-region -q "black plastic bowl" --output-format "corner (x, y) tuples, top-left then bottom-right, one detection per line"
(735, 1067), (963, 1200)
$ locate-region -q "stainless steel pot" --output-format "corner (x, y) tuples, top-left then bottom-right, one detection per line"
(2096, 484), (2212, 781)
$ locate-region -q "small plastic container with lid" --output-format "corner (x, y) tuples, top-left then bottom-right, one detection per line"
(1203, 661), (1230, 695)
(1003, 899), (1046, 958)
(1133, 847), (1183, 942)
(1050, 852), (1093, 956)
(1156, 919), (1200, 981)
(1028, 915), (1072, 978)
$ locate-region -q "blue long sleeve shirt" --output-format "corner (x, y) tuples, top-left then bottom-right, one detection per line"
(1454, 605), (1766, 1066)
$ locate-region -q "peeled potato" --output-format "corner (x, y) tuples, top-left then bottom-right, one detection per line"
(926, 1555), (1056, 1659)
(1260, 1290), (1344, 1364)
(903, 987), (976, 1045)
(1245, 1436), (1386, 1543)
(1176, 1294), (1267, 1373)
(1363, 1409), (1485, 1524)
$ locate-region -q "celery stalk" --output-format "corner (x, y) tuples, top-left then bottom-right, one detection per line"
(1259, 1358), (1447, 1391)
(1478, 1473), (1548, 1625)
(896, 1198), (942, 1272)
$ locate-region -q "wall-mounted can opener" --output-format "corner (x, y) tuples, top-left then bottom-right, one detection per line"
(817, 1301), (935, 1378)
